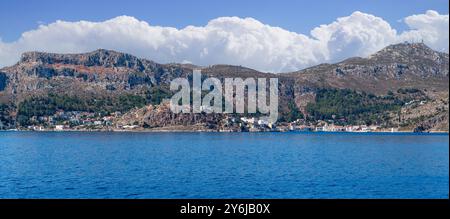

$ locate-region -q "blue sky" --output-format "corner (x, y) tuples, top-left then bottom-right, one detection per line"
(0, 0), (448, 42)
(0, 0), (448, 72)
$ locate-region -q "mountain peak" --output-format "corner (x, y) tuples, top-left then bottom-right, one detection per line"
(17, 49), (152, 70)
(378, 42), (433, 54)
(384, 42), (429, 50)
(368, 42), (446, 63)
(87, 49), (127, 56)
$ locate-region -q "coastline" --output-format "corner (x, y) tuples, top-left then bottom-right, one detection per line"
(1, 128), (448, 134)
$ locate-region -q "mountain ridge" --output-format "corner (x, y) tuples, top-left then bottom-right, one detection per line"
(0, 42), (448, 131)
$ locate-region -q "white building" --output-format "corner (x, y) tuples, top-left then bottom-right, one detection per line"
(55, 125), (65, 131)
(257, 119), (269, 126)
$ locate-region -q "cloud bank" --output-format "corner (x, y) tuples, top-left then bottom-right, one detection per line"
(0, 10), (448, 72)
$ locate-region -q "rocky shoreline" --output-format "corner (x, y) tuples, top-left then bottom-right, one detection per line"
(2, 128), (448, 134)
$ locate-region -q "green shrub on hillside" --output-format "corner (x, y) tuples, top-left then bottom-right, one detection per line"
(17, 93), (146, 125)
(306, 88), (403, 125)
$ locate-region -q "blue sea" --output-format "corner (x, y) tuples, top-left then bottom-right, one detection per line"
(0, 131), (448, 198)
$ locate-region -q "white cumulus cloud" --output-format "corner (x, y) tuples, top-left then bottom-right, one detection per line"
(311, 11), (398, 62)
(399, 10), (449, 52)
(0, 10), (448, 72)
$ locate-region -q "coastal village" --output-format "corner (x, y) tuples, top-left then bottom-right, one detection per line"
(17, 109), (394, 133)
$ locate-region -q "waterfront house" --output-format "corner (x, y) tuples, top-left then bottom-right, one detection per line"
(54, 125), (66, 131)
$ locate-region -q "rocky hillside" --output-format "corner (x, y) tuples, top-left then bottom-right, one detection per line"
(0, 49), (186, 100)
(287, 42), (448, 95)
(0, 43), (448, 131)
(285, 43), (449, 131)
